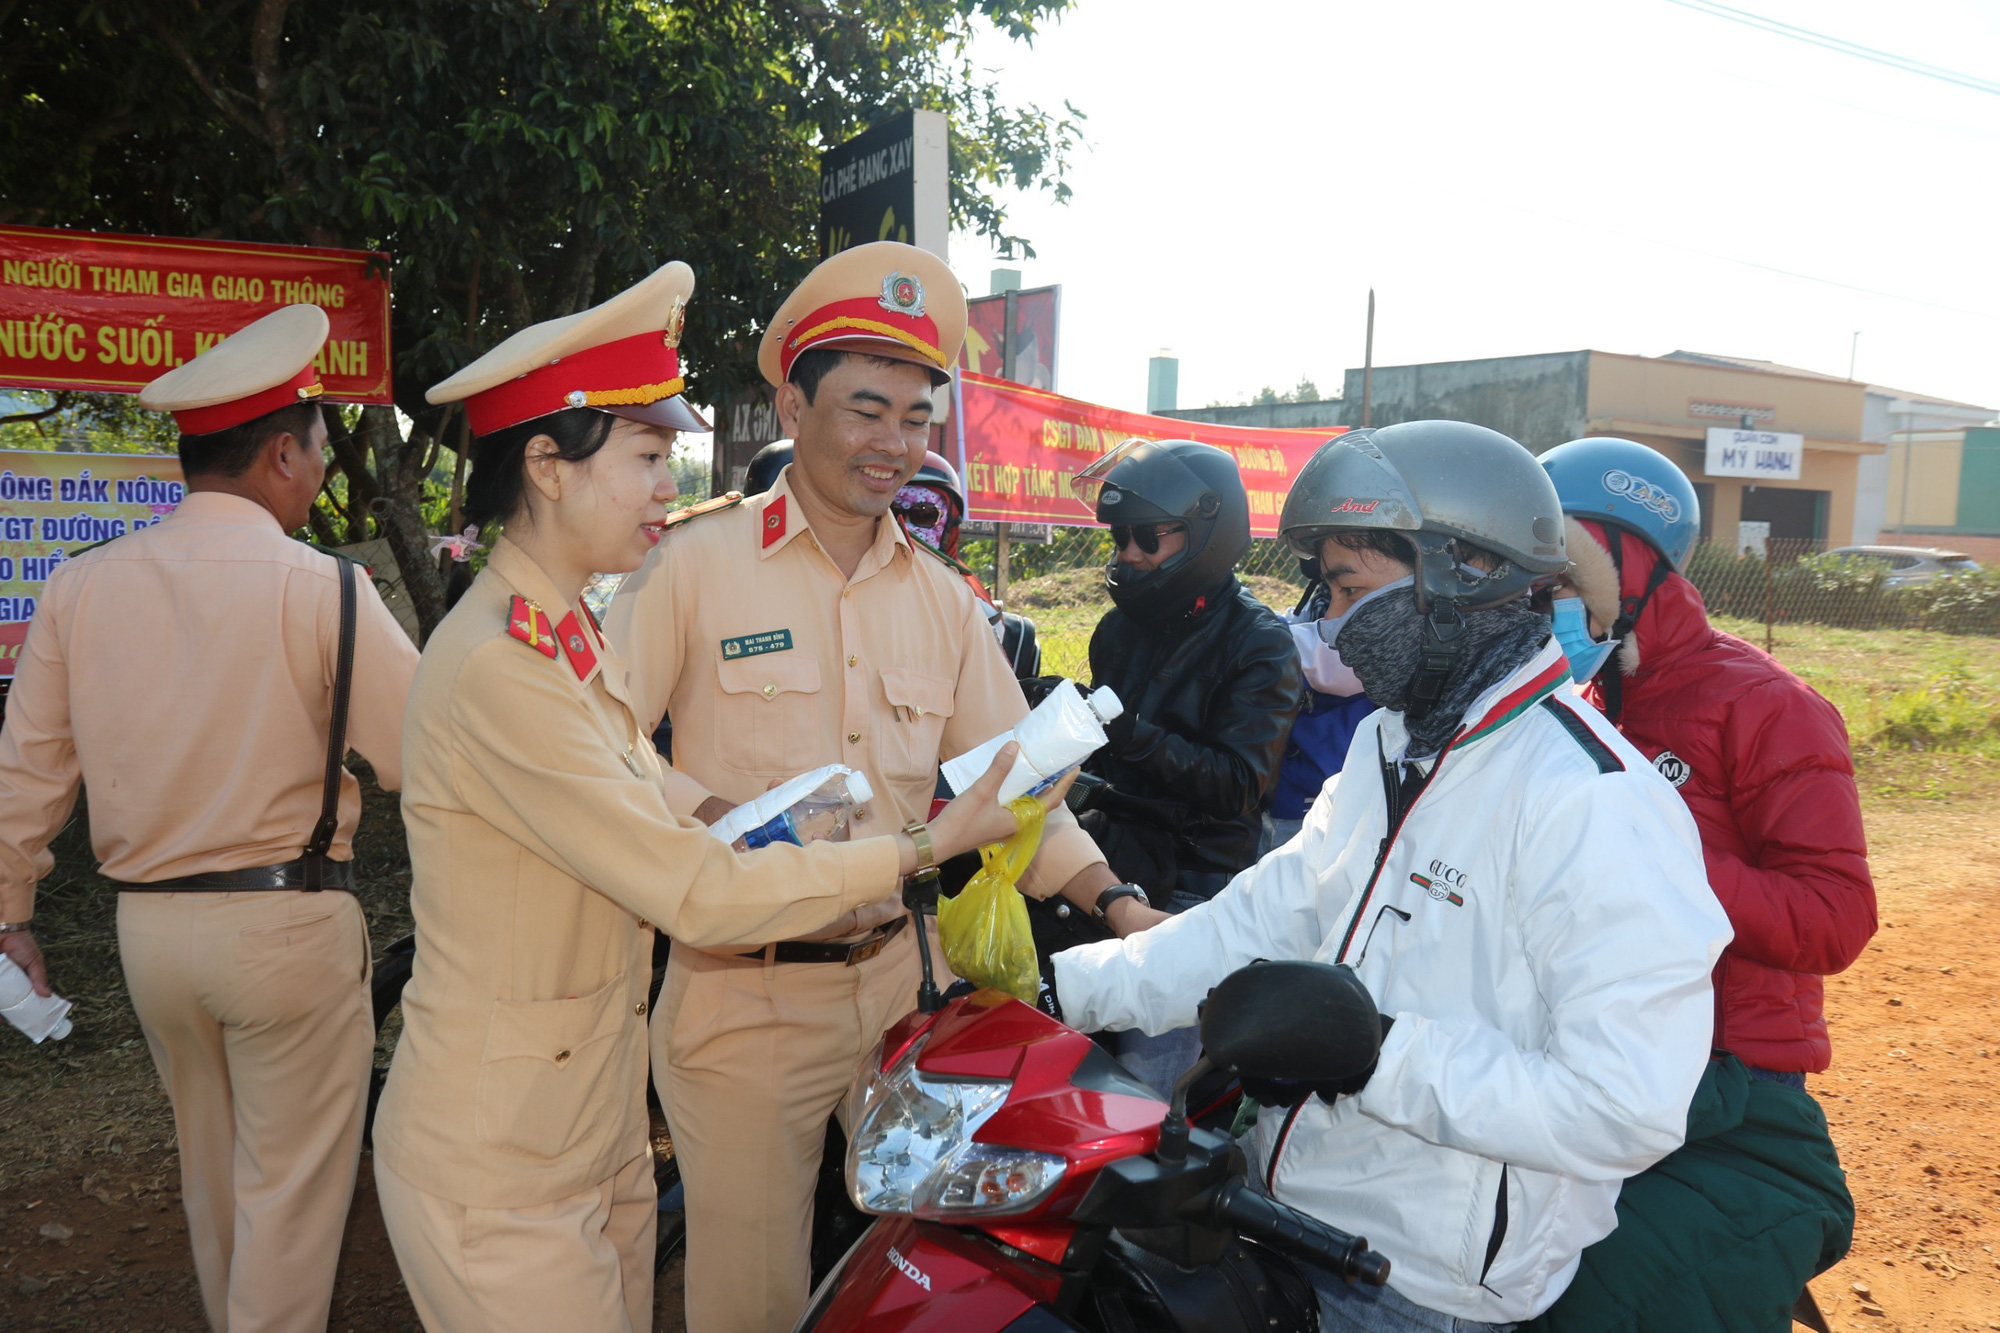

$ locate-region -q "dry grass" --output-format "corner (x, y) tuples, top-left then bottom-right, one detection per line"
(1708, 616), (2000, 800)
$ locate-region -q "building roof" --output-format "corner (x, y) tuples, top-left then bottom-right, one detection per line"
(1662, 350), (1995, 412)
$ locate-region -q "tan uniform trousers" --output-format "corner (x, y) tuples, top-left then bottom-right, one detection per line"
(656, 925), (922, 1333)
(375, 1149), (656, 1332)
(117, 889), (374, 1333)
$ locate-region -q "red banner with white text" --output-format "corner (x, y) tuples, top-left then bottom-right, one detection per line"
(953, 372), (1343, 538)
(0, 225), (392, 402)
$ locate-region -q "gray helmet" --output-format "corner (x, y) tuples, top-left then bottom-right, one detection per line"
(1278, 420), (1566, 720)
(1279, 420), (1566, 611)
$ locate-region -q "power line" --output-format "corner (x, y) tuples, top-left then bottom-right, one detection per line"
(1568, 223), (2000, 323)
(1665, 0), (2000, 97)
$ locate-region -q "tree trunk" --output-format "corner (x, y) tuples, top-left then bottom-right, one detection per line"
(356, 405), (448, 641)
(326, 415), (382, 544)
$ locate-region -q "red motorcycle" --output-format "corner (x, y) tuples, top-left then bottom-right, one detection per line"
(793, 940), (1392, 1333)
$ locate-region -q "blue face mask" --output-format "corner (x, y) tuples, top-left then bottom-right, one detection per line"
(1552, 596), (1617, 683)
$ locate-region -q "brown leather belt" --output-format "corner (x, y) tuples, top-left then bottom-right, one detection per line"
(737, 914), (906, 966)
(113, 856), (356, 893)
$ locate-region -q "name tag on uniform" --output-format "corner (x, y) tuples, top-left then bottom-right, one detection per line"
(721, 629), (793, 659)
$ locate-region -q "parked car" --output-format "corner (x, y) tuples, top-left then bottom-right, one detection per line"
(1824, 545), (1980, 588)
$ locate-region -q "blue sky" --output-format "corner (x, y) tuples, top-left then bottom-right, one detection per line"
(948, 0), (2000, 414)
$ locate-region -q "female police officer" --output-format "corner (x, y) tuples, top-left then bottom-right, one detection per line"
(371, 263), (1048, 1331)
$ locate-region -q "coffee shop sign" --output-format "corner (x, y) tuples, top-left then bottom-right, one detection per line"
(1704, 428), (1803, 482)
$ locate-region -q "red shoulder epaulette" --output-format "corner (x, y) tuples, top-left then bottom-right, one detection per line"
(507, 593), (603, 683)
(506, 594), (559, 659)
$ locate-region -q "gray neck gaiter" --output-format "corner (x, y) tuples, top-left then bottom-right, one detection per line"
(1336, 588), (1552, 757)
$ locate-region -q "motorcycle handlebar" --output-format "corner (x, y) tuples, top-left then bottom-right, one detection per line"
(1205, 1177), (1392, 1287)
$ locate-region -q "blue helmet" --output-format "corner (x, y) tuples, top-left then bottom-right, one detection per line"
(1539, 437), (1700, 571)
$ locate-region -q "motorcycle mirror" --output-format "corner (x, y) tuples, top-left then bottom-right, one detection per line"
(1199, 960), (1381, 1085)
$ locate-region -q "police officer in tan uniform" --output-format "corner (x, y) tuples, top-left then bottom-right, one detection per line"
(0, 305), (420, 1333)
(376, 262), (1058, 1332)
(607, 242), (1168, 1333)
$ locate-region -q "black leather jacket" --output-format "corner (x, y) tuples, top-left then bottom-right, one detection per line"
(1083, 577), (1302, 901)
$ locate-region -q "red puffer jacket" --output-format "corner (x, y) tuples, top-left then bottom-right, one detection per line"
(1570, 519), (1876, 1073)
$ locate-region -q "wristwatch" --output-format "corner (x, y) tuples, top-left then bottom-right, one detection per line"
(902, 820), (936, 873)
(1092, 883), (1149, 921)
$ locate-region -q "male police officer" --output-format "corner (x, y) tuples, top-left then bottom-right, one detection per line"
(608, 241), (1156, 1332)
(0, 305), (418, 1332)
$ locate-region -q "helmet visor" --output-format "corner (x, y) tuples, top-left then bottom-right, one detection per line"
(1071, 438), (1219, 525)
(1278, 433), (1424, 559)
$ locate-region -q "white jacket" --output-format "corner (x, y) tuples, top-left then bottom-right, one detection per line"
(1054, 642), (1732, 1323)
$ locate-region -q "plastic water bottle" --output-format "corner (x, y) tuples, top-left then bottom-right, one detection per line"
(709, 765), (876, 851)
(940, 681), (1124, 804)
(0, 954), (72, 1043)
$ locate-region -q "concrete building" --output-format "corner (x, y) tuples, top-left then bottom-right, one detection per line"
(1662, 351), (1996, 546)
(1172, 350), (1884, 546)
(1876, 425), (2000, 563)
(1158, 398), (1345, 432)
(1348, 351), (1887, 545)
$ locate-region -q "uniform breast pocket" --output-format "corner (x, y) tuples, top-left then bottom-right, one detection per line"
(878, 667), (955, 784)
(475, 974), (629, 1161)
(714, 653), (824, 775)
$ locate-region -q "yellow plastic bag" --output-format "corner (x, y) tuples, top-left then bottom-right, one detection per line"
(936, 795), (1045, 1004)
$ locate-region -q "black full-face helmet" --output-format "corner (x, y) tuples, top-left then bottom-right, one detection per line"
(1071, 438), (1250, 624)
(742, 439), (793, 496)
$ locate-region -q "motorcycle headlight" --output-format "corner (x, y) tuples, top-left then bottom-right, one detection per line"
(845, 1039), (1066, 1220)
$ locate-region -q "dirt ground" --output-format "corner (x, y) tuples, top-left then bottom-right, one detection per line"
(1800, 761), (2000, 1332)
(4, 770), (1997, 1330)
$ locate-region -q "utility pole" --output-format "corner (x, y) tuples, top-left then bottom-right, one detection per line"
(1361, 288), (1376, 429)
(994, 286), (1020, 606)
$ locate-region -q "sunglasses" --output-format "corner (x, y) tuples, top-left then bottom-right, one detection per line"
(892, 499), (945, 529)
(1110, 522), (1186, 554)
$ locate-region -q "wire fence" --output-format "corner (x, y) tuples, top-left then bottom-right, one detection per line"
(1686, 539), (2000, 640)
(351, 524), (2000, 671)
(962, 528), (1310, 595)
(955, 527), (2000, 680)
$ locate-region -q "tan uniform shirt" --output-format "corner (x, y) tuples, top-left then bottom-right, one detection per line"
(373, 538), (900, 1208)
(606, 468), (1106, 942)
(0, 491), (418, 920)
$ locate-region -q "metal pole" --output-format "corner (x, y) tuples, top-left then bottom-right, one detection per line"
(1848, 331), (1860, 380)
(995, 288), (1020, 602)
(1763, 549), (1775, 654)
(1897, 412), (1913, 532)
(1361, 289), (1375, 429)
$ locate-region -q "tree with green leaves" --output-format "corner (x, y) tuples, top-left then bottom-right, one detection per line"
(2, 0), (1081, 636)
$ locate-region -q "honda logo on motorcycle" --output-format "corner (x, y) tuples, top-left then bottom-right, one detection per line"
(887, 1245), (933, 1291)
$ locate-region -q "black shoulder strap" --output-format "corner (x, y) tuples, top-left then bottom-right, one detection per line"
(1539, 695), (1626, 774)
(302, 557), (358, 887)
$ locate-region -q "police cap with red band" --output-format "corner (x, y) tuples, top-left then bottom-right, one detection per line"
(139, 305), (331, 436)
(428, 262), (710, 437)
(758, 241), (966, 389)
